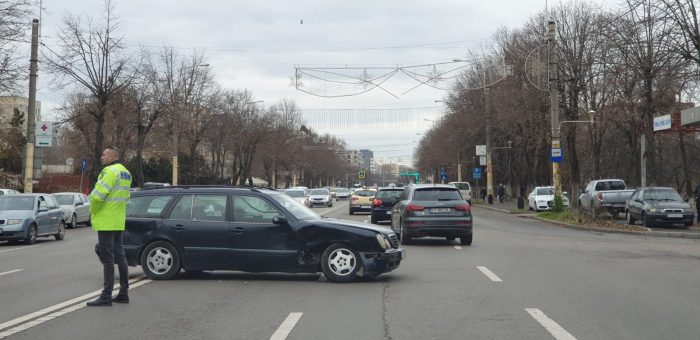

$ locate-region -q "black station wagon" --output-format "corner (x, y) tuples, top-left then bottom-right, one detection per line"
(123, 186), (404, 283)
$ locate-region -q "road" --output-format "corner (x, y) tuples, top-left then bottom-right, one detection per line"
(1, 200), (700, 339)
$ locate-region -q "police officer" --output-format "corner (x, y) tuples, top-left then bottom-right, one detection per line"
(86, 146), (132, 307)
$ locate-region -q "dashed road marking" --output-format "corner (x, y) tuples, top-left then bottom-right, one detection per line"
(0, 269), (22, 277)
(270, 312), (303, 340)
(477, 266), (503, 282)
(454, 246), (463, 250)
(0, 246), (37, 254)
(0, 276), (151, 339)
(526, 308), (577, 340)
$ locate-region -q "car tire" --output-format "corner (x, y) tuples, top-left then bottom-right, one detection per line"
(69, 214), (77, 229)
(86, 216), (92, 227)
(329, 202), (333, 207)
(141, 241), (181, 280)
(55, 221), (66, 240)
(25, 224), (37, 245)
(446, 236), (456, 241)
(626, 211), (635, 225)
(399, 222), (411, 244)
(349, 208), (354, 215)
(370, 216), (378, 224)
(321, 243), (360, 283)
(460, 234), (473, 246)
(642, 213), (652, 228)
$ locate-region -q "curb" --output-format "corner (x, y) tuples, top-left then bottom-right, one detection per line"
(472, 204), (532, 215)
(475, 205), (700, 240)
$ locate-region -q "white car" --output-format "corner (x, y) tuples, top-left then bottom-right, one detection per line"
(284, 189), (309, 207)
(0, 188), (20, 196)
(53, 192), (91, 228)
(448, 182), (472, 204)
(528, 186), (570, 212)
(308, 188), (333, 207)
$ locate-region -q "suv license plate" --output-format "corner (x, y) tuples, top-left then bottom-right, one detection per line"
(431, 208), (451, 213)
(667, 214), (682, 218)
(361, 205), (370, 209)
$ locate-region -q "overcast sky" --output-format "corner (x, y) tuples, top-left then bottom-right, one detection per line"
(32, 0), (611, 166)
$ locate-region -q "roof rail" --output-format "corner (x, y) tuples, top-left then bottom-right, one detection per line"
(139, 185), (258, 191)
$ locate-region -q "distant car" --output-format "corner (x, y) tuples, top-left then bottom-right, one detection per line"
(53, 192), (91, 228)
(370, 187), (405, 224)
(578, 179), (634, 218)
(122, 186), (404, 282)
(625, 187), (695, 228)
(308, 188), (333, 207)
(335, 188), (351, 200)
(528, 186), (570, 212)
(0, 194), (66, 244)
(284, 189), (309, 207)
(391, 184), (472, 245)
(349, 188), (377, 215)
(0, 188), (21, 196)
(448, 182), (472, 204)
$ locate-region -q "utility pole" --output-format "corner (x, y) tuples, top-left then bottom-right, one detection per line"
(457, 149), (462, 182)
(24, 19), (40, 193)
(485, 86), (493, 199)
(548, 20), (562, 195)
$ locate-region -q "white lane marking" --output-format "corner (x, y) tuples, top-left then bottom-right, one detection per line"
(477, 266), (503, 282)
(0, 246), (37, 254)
(526, 308), (577, 340)
(0, 269), (22, 277)
(270, 312), (303, 340)
(0, 276), (149, 336)
(454, 246), (463, 250)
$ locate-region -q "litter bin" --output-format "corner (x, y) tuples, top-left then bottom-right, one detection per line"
(517, 195), (524, 209)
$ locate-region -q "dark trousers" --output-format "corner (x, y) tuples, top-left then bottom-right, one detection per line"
(97, 231), (129, 298)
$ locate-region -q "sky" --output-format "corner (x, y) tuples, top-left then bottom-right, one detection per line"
(28, 0), (610, 167)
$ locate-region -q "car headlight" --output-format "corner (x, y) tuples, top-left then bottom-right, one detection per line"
(376, 233), (388, 249)
(6, 219), (24, 225)
(647, 208), (657, 213)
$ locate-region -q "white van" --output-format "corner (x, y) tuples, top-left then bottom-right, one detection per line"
(448, 182), (472, 204)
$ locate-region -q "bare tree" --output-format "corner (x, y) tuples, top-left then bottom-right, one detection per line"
(0, 0), (31, 94)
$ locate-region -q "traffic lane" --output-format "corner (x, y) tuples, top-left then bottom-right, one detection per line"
(469, 208), (700, 339)
(0, 227), (140, 324)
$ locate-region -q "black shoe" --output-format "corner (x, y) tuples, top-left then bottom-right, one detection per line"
(86, 297), (112, 307)
(112, 294), (129, 304)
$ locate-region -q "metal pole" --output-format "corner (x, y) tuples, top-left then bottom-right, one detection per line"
(24, 19), (39, 193)
(457, 149), (462, 182)
(548, 20), (561, 195)
(172, 127), (179, 186)
(485, 86), (494, 198)
(640, 134), (646, 187)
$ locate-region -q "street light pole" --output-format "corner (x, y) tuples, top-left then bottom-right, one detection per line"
(485, 86), (494, 200)
(23, 19), (39, 193)
(548, 20), (562, 195)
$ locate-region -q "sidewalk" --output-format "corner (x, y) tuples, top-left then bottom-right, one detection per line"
(471, 198), (700, 240)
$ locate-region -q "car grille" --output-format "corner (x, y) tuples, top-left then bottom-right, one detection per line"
(663, 209), (683, 213)
(388, 234), (399, 248)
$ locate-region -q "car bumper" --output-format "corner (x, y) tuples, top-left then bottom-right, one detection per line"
(403, 218), (472, 237)
(310, 201), (330, 205)
(0, 224), (28, 241)
(350, 204), (372, 212)
(371, 208), (393, 222)
(124, 244), (141, 267)
(359, 248), (404, 275)
(645, 213), (695, 225)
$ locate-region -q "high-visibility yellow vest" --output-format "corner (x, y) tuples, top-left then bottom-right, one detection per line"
(90, 162), (132, 231)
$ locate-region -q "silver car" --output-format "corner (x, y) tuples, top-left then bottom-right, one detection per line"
(284, 189), (309, 207)
(308, 188), (333, 207)
(0, 194), (66, 245)
(53, 192), (91, 228)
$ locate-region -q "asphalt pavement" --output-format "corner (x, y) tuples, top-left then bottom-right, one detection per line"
(1, 200), (700, 339)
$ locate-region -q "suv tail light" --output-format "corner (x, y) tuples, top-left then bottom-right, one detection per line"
(597, 192), (603, 202)
(455, 204), (470, 212)
(406, 204), (425, 211)
(372, 198), (383, 207)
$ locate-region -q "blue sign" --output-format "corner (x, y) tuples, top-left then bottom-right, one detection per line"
(440, 174), (448, 181)
(472, 167), (481, 179)
(439, 168), (446, 176)
(551, 148), (563, 163)
(81, 159), (88, 170)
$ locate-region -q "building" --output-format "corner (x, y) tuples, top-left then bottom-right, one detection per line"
(0, 96), (41, 132)
(358, 149), (374, 172)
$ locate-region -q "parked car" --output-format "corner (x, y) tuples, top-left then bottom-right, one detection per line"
(53, 192), (91, 228)
(122, 186), (404, 282)
(0, 188), (21, 196)
(625, 187), (695, 228)
(370, 187), (405, 224)
(391, 184), (472, 245)
(308, 188), (333, 207)
(527, 186), (570, 212)
(578, 179), (635, 218)
(448, 182), (472, 205)
(349, 188), (377, 215)
(0, 194), (66, 244)
(335, 188), (352, 200)
(284, 189), (309, 207)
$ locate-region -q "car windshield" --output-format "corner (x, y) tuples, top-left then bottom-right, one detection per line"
(413, 188), (462, 201)
(452, 183), (470, 190)
(355, 190), (375, 197)
(0, 196), (35, 210)
(377, 190), (403, 201)
(270, 194), (320, 221)
(595, 181), (626, 191)
(643, 189), (683, 201)
(309, 189), (329, 195)
(54, 195), (75, 205)
(536, 188), (554, 195)
(285, 190), (305, 198)
(337, 188), (350, 193)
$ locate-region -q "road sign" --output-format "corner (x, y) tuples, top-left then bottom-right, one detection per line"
(35, 121), (53, 147)
(653, 114), (672, 131)
(440, 174), (448, 181)
(479, 156), (486, 166)
(475, 145), (486, 156)
(551, 148), (563, 163)
(358, 170), (366, 179)
(472, 167), (481, 179)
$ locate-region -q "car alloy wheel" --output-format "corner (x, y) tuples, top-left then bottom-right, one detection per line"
(141, 241), (181, 280)
(626, 211), (635, 225)
(71, 214), (77, 228)
(642, 213), (652, 228)
(321, 243), (360, 283)
(25, 224), (37, 245)
(55, 221), (66, 240)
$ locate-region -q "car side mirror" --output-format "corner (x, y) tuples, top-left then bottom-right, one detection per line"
(75, 202), (83, 206)
(38, 207), (49, 212)
(272, 215), (288, 225)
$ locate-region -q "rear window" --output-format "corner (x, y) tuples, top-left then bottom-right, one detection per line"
(413, 188), (462, 201)
(127, 195), (174, 218)
(309, 189), (329, 195)
(594, 181), (626, 191)
(377, 189), (403, 200)
(355, 190), (375, 197)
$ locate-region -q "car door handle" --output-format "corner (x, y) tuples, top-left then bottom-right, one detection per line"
(231, 227), (246, 234)
(170, 225), (186, 230)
